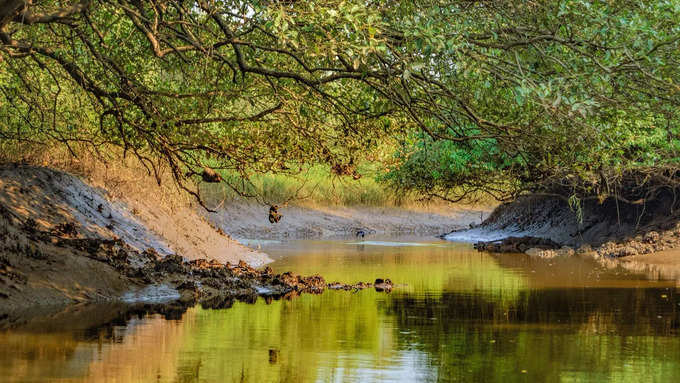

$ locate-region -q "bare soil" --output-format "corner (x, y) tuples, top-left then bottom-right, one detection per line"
(211, 201), (486, 240)
(0, 194), (387, 318)
(0, 164), (270, 313)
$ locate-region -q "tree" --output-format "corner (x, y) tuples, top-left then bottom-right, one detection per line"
(376, 1), (680, 206)
(0, 0), (400, 206)
(2, 1), (680, 208)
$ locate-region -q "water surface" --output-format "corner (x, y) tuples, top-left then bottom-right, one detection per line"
(2, 238), (680, 382)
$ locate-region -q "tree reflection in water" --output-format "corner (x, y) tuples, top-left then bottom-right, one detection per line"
(2, 239), (680, 382)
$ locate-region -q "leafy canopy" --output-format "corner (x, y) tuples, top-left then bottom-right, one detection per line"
(1, 1), (679, 206)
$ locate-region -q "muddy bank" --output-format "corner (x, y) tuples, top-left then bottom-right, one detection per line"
(0, 164), (394, 313)
(0, 164), (269, 266)
(587, 248), (680, 285)
(210, 201), (486, 240)
(0, 202), (392, 315)
(445, 195), (680, 259)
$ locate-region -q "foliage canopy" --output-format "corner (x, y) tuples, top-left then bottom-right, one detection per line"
(1, 1), (679, 206)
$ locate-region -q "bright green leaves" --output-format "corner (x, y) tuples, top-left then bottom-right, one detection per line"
(258, 0), (386, 65)
(379, 0), (680, 201)
(2, 0), (680, 204)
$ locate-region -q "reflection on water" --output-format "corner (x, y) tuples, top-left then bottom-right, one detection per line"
(2, 239), (680, 382)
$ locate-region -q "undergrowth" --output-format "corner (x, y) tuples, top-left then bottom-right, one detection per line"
(200, 164), (413, 207)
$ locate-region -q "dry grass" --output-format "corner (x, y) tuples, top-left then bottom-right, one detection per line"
(0, 144), (191, 211)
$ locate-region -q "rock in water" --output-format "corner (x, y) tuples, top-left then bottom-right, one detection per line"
(269, 349), (278, 364)
(374, 278), (393, 292)
(474, 236), (560, 253)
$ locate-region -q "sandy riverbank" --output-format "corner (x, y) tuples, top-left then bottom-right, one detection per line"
(0, 164), (268, 312)
(0, 164), (269, 265)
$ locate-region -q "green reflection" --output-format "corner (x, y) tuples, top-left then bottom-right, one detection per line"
(270, 240), (528, 301)
(2, 239), (680, 382)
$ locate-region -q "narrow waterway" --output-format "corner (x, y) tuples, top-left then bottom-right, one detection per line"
(2, 238), (680, 382)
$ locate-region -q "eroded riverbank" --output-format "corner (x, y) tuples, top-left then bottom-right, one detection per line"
(0, 165), (401, 314)
(445, 195), (680, 273)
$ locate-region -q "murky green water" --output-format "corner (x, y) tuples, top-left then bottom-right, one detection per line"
(3, 238), (680, 382)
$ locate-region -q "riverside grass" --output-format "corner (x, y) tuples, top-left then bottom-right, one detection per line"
(201, 165), (405, 207)
(200, 165), (497, 210)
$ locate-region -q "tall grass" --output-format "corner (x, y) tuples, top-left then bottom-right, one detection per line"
(201, 164), (416, 207)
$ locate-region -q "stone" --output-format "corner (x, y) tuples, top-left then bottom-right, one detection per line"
(643, 231), (660, 244)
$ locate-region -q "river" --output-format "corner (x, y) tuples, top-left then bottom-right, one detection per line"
(2, 237), (680, 382)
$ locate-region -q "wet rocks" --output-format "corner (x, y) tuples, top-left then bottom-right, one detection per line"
(269, 349), (279, 364)
(155, 254), (188, 274)
(141, 248), (162, 262)
(300, 275), (326, 291)
(575, 244), (593, 255)
(188, 258), (228, 279)
(269, 272), (326, 293)
(474, 236), (561, 253)
(373, 278), (393, 292)
(589, 225), (680, 258)
(176, 281), (200, 304)
(327, 281), (370, 290)
(525, 246), (575, 258)
(643, 231), (660, 244)
(226, 260), (260, 278)
(326, 278), (394, 292)
(2, 217), (398, 310)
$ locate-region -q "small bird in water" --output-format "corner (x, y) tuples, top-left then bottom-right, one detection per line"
(356, 229), (366, 238)
(268, 349), (279, 364)
(268, 205), (282, 224)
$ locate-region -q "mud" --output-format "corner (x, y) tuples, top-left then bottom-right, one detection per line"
(210, 200), (486, 240)
(447, 195), (680, 260)
(473, 236), (561, 253)
(0, 208), (392, 317)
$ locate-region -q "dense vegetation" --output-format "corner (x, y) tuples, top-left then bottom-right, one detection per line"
(1, 1), (679, 208)
(381, 1), (680, 207)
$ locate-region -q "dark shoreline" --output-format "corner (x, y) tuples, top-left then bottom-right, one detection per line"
(442, 195), (680, 259)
